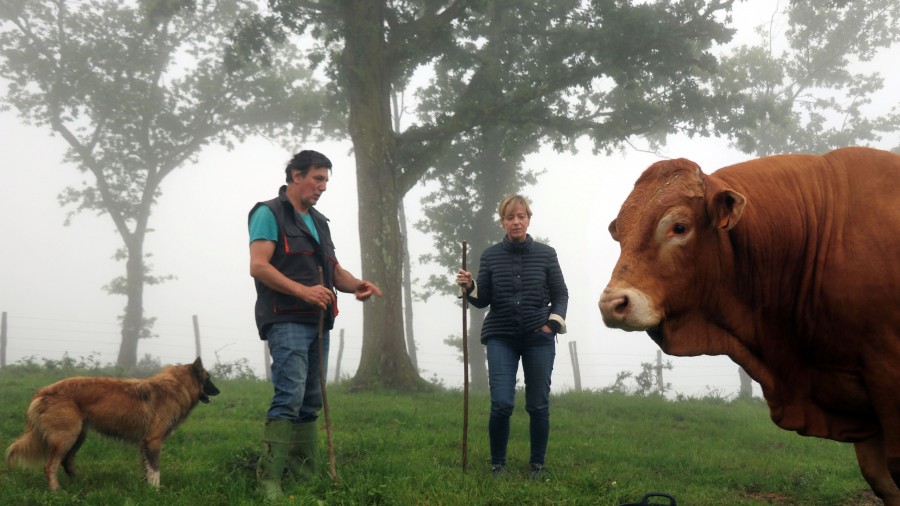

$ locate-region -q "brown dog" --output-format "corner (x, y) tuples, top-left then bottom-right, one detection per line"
(5, 357), (220, 491)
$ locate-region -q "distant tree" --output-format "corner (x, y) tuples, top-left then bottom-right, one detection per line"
(713, 0), (900, 155)
(413, 2), (542, 391)
(417, 134), (539, 391)
(412, 0), (729, 389)
(0, 0), (320, 367)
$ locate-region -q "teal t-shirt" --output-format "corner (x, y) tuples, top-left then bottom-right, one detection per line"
(298, 212), (319, 243)
(249, 206), (319, 244)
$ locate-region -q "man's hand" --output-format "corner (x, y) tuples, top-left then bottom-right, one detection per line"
(301, 284), (336, 310)
(354, 280), (382, 301)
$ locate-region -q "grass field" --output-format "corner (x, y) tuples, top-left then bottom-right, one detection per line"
(0, 361), (881, 505)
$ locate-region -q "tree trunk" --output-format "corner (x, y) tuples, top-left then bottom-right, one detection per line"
(399, 202), (418, 371)
(340, 1), (422, 390)
(467, 308), (488, 391)
(116, 239), (144, 368)
(462, 205), (495, 393)
(463, 122), (515, 391)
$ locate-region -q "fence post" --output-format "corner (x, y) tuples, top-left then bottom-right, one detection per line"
(568, 340), (581, 392)
(655, 349), (664, 391)
(738, 366), (753, 399)
(192, 315), (202, 360)
(334, 329), (344, 383)
(1, 311), (6, 369)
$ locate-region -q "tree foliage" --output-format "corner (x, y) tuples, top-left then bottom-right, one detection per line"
(408, 0), (735, 388)
(237, 0), (745, 389)
(713, 0), (900, 155)
(0, 0), (318, 367)
(414, 0), (900, 391)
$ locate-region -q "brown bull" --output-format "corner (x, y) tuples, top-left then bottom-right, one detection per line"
(599, 146), (900, 504)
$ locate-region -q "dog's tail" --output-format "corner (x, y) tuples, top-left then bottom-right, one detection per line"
(6, 397), (50, 470)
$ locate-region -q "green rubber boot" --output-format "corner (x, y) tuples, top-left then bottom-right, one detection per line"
(256, 418), (292, 500)
(287, 421), (320, 481)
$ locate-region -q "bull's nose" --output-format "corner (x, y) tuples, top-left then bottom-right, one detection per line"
(597, 294), (628, 315)
(599, 287), (660, 331)
(599, 292), (629, 320)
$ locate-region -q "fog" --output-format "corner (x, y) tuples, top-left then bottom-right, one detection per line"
(1, 123), (878, 399)
(1, 2), (898, 398)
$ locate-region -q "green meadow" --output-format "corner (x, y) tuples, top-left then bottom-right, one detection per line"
(0, 361), (878, 505)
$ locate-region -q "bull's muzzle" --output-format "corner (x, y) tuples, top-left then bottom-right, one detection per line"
(598, 286), (660, 331)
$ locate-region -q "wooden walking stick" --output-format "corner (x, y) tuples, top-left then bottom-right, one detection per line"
(317, 266), (338, 489)
(461, 240), (470, 472)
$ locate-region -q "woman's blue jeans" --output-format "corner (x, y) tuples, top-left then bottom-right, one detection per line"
(265, 322), (330, 423)
(486, 333), (556, 466)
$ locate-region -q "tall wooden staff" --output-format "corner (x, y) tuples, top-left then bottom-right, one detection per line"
(461, 240), (470, 472)
(317, 267), (338, 489)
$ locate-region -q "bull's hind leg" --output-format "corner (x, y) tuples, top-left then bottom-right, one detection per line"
(854, 435), (900, 506)
(140, 438), (163, 489)
(61, 427), (88, 478)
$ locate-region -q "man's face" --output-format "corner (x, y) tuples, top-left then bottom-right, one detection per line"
(292, 165), (330, 211)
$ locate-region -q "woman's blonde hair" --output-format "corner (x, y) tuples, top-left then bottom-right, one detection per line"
(498, 194), (533, 220)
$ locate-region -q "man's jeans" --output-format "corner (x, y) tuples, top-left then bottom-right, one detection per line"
(486, 333), (556, 466)
(266, 322), (330, 423)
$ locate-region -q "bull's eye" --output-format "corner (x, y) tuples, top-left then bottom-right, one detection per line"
(658, 211), (691, 243)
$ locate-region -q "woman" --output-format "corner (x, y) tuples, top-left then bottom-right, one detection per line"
(456, 194), (569, 479)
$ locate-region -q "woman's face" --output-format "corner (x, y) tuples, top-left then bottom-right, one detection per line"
(501, 204), (530, 242)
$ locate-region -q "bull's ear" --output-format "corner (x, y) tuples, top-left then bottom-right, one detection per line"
(711, 189), (746, 230)
(608, 218), (620, 242)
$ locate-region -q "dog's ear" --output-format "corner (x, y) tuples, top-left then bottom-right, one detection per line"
(191, 358), (205, 385)
(191, 358), (206, 383)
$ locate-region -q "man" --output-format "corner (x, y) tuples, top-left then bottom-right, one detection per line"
(249, 149), (381, 499)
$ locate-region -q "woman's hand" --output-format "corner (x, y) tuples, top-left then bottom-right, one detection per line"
(456, 269), (472, 289)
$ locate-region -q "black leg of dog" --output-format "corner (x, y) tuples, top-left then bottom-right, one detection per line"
(61, 428), (89, 478)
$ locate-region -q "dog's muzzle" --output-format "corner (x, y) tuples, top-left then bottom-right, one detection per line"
(200, 378), (221, 404)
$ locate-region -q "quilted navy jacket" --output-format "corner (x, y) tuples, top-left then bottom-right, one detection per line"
(465, 235), (568, 343)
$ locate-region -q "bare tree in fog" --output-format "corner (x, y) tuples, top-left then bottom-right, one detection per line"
(0, 0), (318, 368)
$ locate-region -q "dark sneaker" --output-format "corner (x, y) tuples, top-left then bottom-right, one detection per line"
(491, 464), (506, 479)
(528, 463), (547, 479)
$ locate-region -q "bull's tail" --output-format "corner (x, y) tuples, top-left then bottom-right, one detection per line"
(6, 398), (50, 470)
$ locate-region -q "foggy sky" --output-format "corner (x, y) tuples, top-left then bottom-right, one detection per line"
(1, 1), (899, 397)
(0, 121), (829, 398)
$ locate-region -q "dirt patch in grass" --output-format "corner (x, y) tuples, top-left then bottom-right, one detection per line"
(741, 489), (881, 505)
(843, 490), (883, 506)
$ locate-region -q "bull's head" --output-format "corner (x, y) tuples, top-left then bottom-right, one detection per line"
(598, 158), (746, 351)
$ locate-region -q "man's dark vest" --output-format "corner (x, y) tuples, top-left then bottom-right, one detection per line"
(250, 185), (338, 339)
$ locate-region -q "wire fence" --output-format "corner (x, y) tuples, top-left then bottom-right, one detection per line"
(0, 311), (749, 397)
